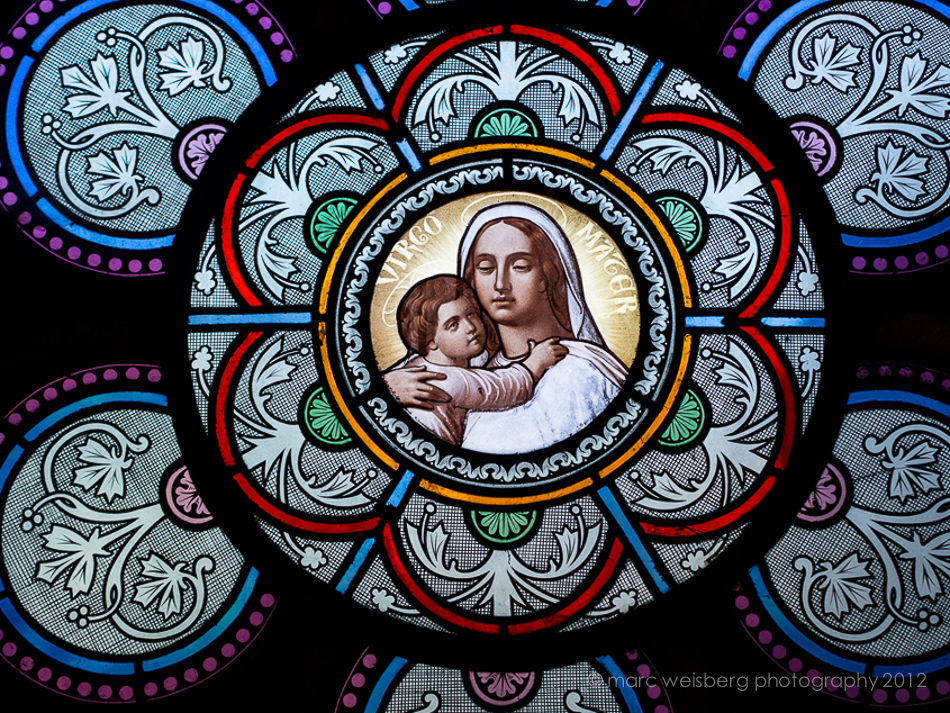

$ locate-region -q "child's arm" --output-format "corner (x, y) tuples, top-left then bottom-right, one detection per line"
(443, 363), (535, 411)
(523, 337), (569, 382)
(383, 366), (451, 410)
(440, 339), (568, 412)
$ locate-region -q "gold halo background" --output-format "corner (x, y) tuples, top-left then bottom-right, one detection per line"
(369, 191), (641, 370)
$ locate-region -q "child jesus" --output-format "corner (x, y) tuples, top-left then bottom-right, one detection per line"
(392, 275), (566, 445)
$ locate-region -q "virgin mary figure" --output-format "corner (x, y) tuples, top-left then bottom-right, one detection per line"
(387, 203), (628, 455)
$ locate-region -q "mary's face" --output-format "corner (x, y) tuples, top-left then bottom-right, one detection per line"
(471, 222), (548, 327)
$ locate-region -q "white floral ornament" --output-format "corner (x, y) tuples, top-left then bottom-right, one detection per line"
(36, 524), (110, 597)
(300, 547), (327, 570)
(61, 53), (129, 118)
(191, 345), (213, 373)
(383, 44), (408, 64)
(805, 33), (861, 92)
(882, 439), (941, 502)
(797, 269), (819, 296)
(675, 79), (702, 101)
(607, 42), (632, 65)
(133, 553), (190, 620)
(815, 553), (875, 620)
(611, 590), (637, 613)
(194, 268), (216, 295)
(371, 587), (396, 612)
(899, 530), (950, 602)
(315, 81), (341, 103)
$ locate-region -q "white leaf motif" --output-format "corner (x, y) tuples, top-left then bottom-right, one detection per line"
(61, 53), (129, 118)
(157, 35), (209, 95)
(818, 553), (874, 620)
(86, 143), (142, 203)
(133, 553), (188, 620)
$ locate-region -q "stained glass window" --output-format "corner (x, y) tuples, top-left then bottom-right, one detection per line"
(1, 0), (950, 709)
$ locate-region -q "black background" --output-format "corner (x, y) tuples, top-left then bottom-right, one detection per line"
(2, 0), (950, 709)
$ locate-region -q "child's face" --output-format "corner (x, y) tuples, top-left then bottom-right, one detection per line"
(428, 297), (486, 360)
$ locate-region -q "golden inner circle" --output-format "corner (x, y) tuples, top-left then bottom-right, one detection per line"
(370, 191), (641, 371)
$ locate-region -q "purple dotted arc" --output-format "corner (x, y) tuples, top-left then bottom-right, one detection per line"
(336, 648), (381, 713)
(719, 0), (773, 58)
(855, 363), (950, 400)
(17, 221), (165, 275)
(5, 0), (295, 59)
(2, 365), (163, 426)
(850, 244), (950, 275)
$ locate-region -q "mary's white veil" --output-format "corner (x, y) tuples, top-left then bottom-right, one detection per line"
(458, 203), (606, 346)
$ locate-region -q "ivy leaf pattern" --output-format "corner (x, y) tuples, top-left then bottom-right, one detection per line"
(133, 554), (188, 620)
(313, 137), (382, 173)
(72, 436), (133, 502)
(883, 439), (941, 502)
(817, 553), (874, 620)
(86, 143), (143, 203)
(885, 52), (950, 118)
(61, 53), (129, 118)
(36, 525), (111, 597)
(157, 35), (209, 95)
(899, 531), (950, 601)
(871, 141), (928, 202)
(808, 33), (861, 92)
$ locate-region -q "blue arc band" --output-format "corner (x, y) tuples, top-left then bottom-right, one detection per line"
(749, 565), (865, 673)
(37, 199), (174, 250)
(7, 58), (38, 197)
(0, 598), (134, 674)
(0, 446), (26, 493)
(25, 392), (167, 442)
(142, 568), (260, 671)
(336, 538), (376, 594)
(365, 657), (408, 713)
(739, 0), (950, 79)
(848, 390), (950, 419)
(841, 212), (950, 248)
(596, 655), (645, 713)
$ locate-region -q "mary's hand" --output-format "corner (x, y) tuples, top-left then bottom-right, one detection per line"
(383, 366), (450, 410)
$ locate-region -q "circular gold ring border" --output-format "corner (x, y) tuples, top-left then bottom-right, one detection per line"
(317, 143), (692, 507)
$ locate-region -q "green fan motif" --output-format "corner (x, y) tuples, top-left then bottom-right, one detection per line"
(308, 197), (358, 254)
(470, 509), (538, 545)
(658, 388), (706, 448)
(304, 386), (352, 447)
(656, 195), (704, 254)
(474, 108), (539, 139)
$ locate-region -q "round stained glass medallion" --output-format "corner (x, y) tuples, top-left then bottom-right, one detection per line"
(0, 364), (275, 702)
(0, 0), (294, 276)
(737, 363), (950, 707)
(729, 0), (950, 276)
(181, 18), (839, 642)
